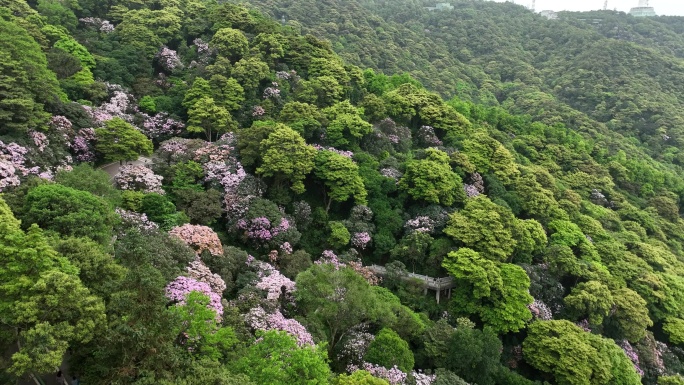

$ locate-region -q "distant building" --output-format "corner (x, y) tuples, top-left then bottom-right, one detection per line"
(539, 10), (558, 20)
(426, 2), (454, 11)
(629, 0), (656, 17)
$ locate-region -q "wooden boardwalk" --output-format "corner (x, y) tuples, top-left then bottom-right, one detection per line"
(367, 265), (455, 304)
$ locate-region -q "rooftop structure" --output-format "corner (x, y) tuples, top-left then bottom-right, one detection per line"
(629, 0), (656, 17)
(426, 2), (454, 11)
(540, 10), (558, 20)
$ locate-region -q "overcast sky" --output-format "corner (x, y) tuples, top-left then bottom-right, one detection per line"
(492, 0), (684, 16)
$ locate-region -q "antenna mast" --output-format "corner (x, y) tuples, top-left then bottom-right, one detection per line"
(603, 0), (608, 10)
(531, 0), (535, 11)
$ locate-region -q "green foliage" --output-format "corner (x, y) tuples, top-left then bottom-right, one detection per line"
(95, 118), (153, 162)
(256, 125), (316, 194)
(187, 97), (235, 142)
(0, 197), (106, 377)
(0, 15), (62, 134)
(295, 263), (390, 353)
(315, 150), (367, 210)
(333, 370), (389, 385)
(563, 281), (613, 325)
(523, 320), (640, 385)
(231, 331), (331, 385)
(22, 184), (116, 244)
(605, 288), (653, 343)
(444, 196), (518, 262)
(443, 248), (532, 333)
(365, 328), (414, 372)
(210, 28), (249, 61)
(445, 321), (502, 385)
(399, 148), (464, 205)
(328, 221), (351, 249)
(55, 164), (121, 204)
(663, 317), (684, 345)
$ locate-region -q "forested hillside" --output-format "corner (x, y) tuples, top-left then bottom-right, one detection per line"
(2, 0), (684, 384)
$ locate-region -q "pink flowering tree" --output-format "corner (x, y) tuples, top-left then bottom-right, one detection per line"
(155, 46), (184, 72)
(114, 164), (164, 194)
(187, 257), (226, 295)
(115, 208), (159, 233)
(347, 363), (407, 385)
(165, 276), (223, 318)
(72, 128), (97, 162)
(169, 224), (224, 256)
(245, 307), (314, 346)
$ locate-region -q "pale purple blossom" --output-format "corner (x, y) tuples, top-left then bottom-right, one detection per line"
(114, 164), (164, 194)
(280, 242), (293, 254)
(313, 144), (354, 158)
(165, 276), (223, 317)
(246, 307), (314, 346)
(347, 363), (407, 385)
(416, 125), (442, 147)
(29, 131), (49, 152)
(464, 184), (480, 198)
(187, 257), (226, 295)
(351, 232), (371, 250)
(263, 87), (281, 99)
(404, 216), (436, 234)
(380, 167), (402, 181)
(155, 46), (184, 72)
(528, 299), (552, 320)
(255, 268), (296, 301)
(252, 106), (266, 116)
(115, 208), (159, 232)
(72, 129), (96, 162)
(79, 17), (114, 33)
(140, 112), (184, 139)
(618, 339), (644, 376)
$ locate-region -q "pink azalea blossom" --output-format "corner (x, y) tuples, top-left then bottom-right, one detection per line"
(165, 276), (223, 317)
(169, 224), (224, 256)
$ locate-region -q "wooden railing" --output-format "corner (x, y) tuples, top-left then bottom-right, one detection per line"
(367, 265), (455, 303)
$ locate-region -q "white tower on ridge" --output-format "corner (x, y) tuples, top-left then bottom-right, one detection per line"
(630, 0), (656, 16)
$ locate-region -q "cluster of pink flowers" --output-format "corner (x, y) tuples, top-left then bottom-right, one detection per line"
(275, 70), (296, 80)
(156, 46), (184, 72)
(49, 115), (75, 143)
(165, 276), (223, 317)
(405, 216), (436, 234)
(313, 145), (354, 159)
(255, 268), (296, 300)
(115, 208), (159, 232)
(252, 106), (266, 116)
(0, 141), (50, 191)
(417, 126), (442, 147)
(280, 242), (293, 254)
(237, 217), (290, 242)
(411, 372), (436, 385)
(29, 131), (49, 152)
(470, 172), (484, 193)
(263, 86), (281, 99)
(618, 340), (644, 376)
(347, 363), (407, 385)
(339, 327), (375, 364)
(351, 232), (371, 250)
(316, 251), (380, 285)
(380, 167), (402, 181)
(575, 319), (591, 332)
(316, 250), (345, 269)
(169, 224), (224, 256)
(528, 299), (553, 320)
(114, 165), (164, 194)
(79, 17), (114, 32)
(464, 184), (480, 198)
(245, 307), (314, 346)
(187, 257), (226, 295)
(140, 112), (184, 139)
(192, 38), (213, 65)
(86, 88), (134, 125)
(72, 128), (97, 162)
